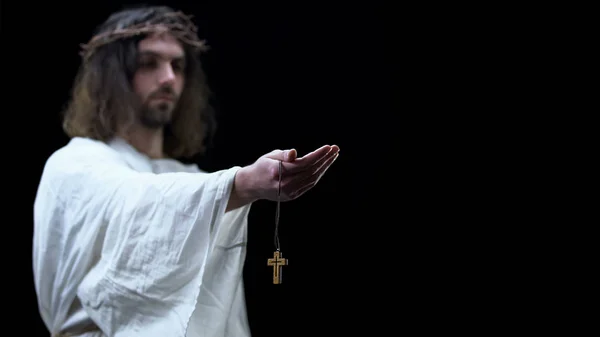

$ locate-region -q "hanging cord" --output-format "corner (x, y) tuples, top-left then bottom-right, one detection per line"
(274, 160), (282, 251)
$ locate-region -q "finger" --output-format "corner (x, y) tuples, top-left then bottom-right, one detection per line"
(307, 151), (338, 179)
(312, 151), (338, 178)
(293, 145), (332, 165)
(282, 145), (338, 174)
(300, 145), (340, 161)
(285, 147), (338, 178)
(310, 145), (339, 169)
(283, 153), (338, 196)
(289, 154), (338, 198)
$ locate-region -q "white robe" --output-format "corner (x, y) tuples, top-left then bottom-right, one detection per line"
(32, 137), (252, 337)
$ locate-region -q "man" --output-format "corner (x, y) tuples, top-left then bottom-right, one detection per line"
(32, 5), (339, 337)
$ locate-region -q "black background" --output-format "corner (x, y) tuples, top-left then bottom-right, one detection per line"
(2, 1), (394, 335)
(3, 1), (525, 336)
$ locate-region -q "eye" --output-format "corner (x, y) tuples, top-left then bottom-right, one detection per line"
(172, 61), (185, 72)
(139, 59), (157, 69)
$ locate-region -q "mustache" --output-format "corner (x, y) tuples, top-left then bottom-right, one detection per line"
(149, 87), (177, 99)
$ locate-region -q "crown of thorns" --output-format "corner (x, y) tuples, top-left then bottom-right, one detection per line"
(79, 11), (208, 60)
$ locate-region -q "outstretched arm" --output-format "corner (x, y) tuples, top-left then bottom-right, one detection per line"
(33, 139), (339, 336)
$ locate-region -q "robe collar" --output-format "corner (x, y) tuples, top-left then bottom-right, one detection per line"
(107, 137), (155, 173)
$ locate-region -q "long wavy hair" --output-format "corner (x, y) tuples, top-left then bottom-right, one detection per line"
(61, 5), (216, 159)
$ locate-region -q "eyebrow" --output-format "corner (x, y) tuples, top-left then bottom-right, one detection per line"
(138, 51), (185, 62)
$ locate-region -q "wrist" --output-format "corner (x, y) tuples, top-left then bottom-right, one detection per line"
(233, 165), (259, 204)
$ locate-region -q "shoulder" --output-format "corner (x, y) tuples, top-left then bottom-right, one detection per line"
(40, 137), (131, 186)
(46, 137), (126, 169)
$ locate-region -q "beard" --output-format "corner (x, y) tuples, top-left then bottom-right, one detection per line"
(139, 101), (175, 128)
(139, 83), (179, 129)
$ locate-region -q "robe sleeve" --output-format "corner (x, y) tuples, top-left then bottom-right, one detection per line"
(35, 140), (250, 337)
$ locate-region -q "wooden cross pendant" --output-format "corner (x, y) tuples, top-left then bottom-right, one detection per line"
(267, 250), (288, 284)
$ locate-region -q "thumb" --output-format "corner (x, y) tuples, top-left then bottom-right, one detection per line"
(264, 148), (297, 162)
(284, 148), (297, 161)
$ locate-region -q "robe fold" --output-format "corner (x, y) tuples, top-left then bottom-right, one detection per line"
(32, 137), (252, 337)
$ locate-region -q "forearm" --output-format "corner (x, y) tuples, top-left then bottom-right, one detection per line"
(226, 166), (258, 212)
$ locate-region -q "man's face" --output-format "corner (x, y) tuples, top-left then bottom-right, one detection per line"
(132, 32), (185, 128)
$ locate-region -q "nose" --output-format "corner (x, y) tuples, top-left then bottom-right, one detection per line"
(158, 63), (176, 86)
